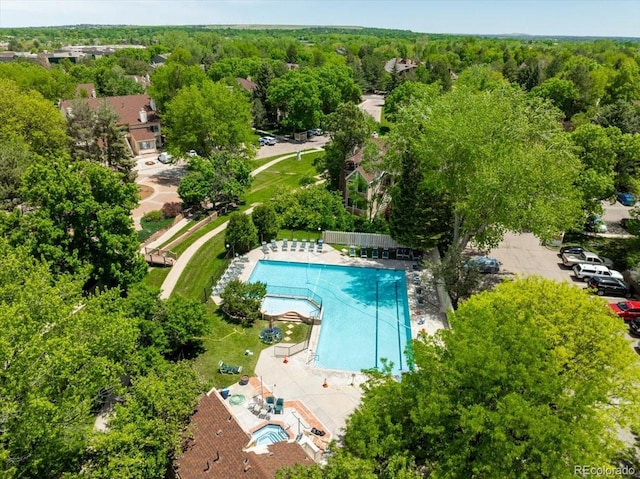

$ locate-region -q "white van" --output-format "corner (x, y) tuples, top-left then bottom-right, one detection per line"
(573, 264), (623, 282)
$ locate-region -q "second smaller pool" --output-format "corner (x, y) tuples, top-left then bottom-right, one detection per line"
(252, 424), (289, 446)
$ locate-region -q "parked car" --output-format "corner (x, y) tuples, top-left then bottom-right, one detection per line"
(466, 256), (500, 274)
(259, 136), (276, 146)
(617, 192), (636, 206)
(186, 150), (198, 157)
(608, 301), (640, 321)
(573, 264), (622, 282)
(307, 128), (323, 137)
(629, 318), (640, 336)
(585, 214), (608, 233)
(559, 245), (589, 256)
(587, 276), (634, 298)
(562, 250), (613, 268)
(157, 152), (173, 164)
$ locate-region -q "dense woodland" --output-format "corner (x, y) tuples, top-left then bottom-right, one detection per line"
(0, 25), (640, 478)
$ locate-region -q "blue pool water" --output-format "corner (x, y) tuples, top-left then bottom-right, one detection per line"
(248, 260), (412, 374)
(252, 424), (289, 445)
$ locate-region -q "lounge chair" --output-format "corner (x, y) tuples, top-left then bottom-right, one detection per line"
(360, 247), (368, 258)
(308, 240), (314, 252)
(274, 397), (284, 414)
(218, 360), (243, 374)
(300, 239), (307, 251)
(261, 241), (269, 254)
(282, 239), (288, 251)
(271, 239), (278, 251)
(291, 238), (298, 250)
(266, 396), (275, 411)
(316, 241), (323, 253)
(382, 248), (389, 260)
(349, 245), (356, 257)
(372, 248), (379, 259)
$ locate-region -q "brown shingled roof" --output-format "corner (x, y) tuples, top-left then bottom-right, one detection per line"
(173, 392), (312, 479)
(236, 78), (257, 92)
(60, 94), (158, 127)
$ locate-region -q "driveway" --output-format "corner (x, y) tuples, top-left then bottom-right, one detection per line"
(359, 94), (384, 122)
(489, 232), (572, 284)
(256, 134), (329, 159)
(132, 154), (185, 229)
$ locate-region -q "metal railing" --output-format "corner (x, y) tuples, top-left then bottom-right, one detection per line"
(266, 286), (322, 308)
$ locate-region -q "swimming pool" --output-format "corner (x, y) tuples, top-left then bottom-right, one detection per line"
(261, 296), (320, 318)
(252, 424), (289, 446)
(248, 260), (412, 374)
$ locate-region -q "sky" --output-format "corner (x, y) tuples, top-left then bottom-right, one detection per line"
(0, 0), (639, 38)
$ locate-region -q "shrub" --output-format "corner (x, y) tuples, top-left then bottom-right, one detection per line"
(162, 201), (183, 219)
(298, 175), (316, 187)
(142, 210), (164, 223)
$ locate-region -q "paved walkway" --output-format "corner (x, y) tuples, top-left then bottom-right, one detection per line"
(157, 148), (324, 299)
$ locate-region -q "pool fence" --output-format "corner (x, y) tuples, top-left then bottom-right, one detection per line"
(274, 320), (313, 358)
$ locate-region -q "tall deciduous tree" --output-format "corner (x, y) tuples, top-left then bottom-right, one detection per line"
(67, 99), (136, 182)
(148, 62), (208, 112)
(317, 102), (374, 191)
(571, 123), (617, 211)
(0, 159), (146, 290)
(383, 81), (440, 122)
(224, 212), (258, 255)
(391, 87), (582, 251)
(530, 77), (580, 119)
(164, 80), (255, 155)
(220, 279), (267, 326)
(267, 70), (322, 132)
(177, 152), (252, 208)
(328, 277), (640, 478)
(0, 78), (67, 157)
(252, 203), (280, 243)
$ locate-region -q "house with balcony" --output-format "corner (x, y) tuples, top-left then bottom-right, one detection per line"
(60, 93), (161, 155)
(342, 138), (389, 219)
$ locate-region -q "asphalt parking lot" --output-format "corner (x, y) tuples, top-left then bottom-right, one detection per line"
(489, 232), (634, 303)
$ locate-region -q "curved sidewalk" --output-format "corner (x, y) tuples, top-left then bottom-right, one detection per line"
(158, 148), (324, 299)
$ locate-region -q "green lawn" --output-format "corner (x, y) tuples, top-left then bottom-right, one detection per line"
(244, 151), (322, 205)
(171, 152), (323, 298)
(173, 234), (228, 300)
(141, 267), (171, 290)
(195, 304), (311, 389)
(141, 149), (320, 385)
(137, 216), (175, 243)
(157, 150), (322, 255)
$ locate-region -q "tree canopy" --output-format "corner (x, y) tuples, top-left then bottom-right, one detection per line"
(319, 277), (640, 478)
(390, 86), (583, 251)
(163, 79), (255, 156)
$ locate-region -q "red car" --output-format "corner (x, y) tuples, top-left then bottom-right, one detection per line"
(608, 301), (640, 321)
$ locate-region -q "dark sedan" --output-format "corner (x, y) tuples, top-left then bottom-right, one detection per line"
(587, 276), (634, 298)
(629, 318), (640, 336)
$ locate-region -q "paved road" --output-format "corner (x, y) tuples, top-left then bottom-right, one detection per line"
(359, 93), (385, 122)
(256, 134), (329, 159)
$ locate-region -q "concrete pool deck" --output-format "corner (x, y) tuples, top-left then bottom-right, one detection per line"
(213, 242), (447, 445)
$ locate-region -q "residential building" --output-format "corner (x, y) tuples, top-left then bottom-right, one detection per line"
(171, 391), (312, 479)
(342, 138), (389, 218)
(384, 58), (421, 75)
(60, 93), (161, 155)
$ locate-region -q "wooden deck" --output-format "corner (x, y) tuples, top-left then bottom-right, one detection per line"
(144, 254), (175, 266)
